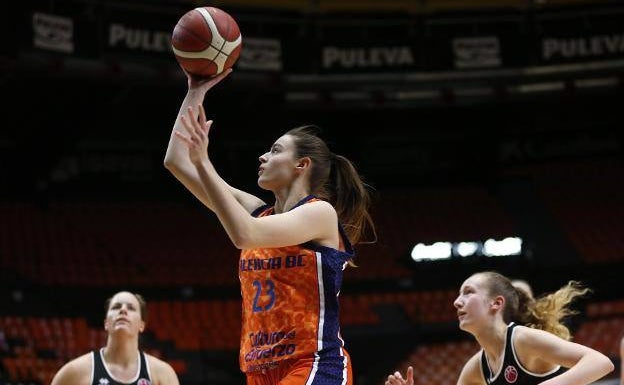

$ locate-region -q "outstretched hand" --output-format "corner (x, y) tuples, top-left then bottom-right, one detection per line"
(385, 366), (414, 385)
(174, 104), (213, 166)
(186, 68), (233, 93)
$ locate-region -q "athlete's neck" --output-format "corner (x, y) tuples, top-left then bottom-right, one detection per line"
(273, 186), (310, 214)
(103, 339), (139, 368)
(475, 320), (508, 366)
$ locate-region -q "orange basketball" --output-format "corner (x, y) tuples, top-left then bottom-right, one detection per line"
(171, 7), (242, 77)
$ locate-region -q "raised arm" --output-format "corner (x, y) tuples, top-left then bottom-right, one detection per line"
(175, 107), (338, 249)
(163, 69), (265, 214)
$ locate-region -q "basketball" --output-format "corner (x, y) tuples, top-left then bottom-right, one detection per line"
(171, 7), (242, 77)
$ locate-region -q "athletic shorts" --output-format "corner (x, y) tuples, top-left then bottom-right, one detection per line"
(245, 350), (353, 385)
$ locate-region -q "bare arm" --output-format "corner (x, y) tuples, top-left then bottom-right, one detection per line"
(193, 159), (337, 249)
(175, 109), (338, 249)
(457, 352), (486, 385)
(515, 326), (614, 385)
(163, 69), (265, 214)
(147, 356), (180, 385)
(50, 355), (91, 385)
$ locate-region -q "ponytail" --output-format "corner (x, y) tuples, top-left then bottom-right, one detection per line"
(286, 125), (376, 246)
(327, 154), (376, 245)
(479, 271), (589, 340)
(517, 281), (589, 340)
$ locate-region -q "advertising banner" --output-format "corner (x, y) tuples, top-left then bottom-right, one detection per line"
(101, 10), (177, 60)
(320, 43), (420, 73)
(33, 12), (75, 54)
(238, 37), (283, 71)
(536, 12), (624, 64)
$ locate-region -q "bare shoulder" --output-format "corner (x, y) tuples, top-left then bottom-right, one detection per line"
(463, 351), (482, 371)
(511, 324), (568, 367)
(296, 200), (338, 232)
(511, 325), (543, 351)
(146, 354), (180, 385)
(512, 324), (536, 336)
(296, 199), (337, 217)
(51, 352), (93, 385)
(457, 351), (485, 385)
(512, 324), (557, 347)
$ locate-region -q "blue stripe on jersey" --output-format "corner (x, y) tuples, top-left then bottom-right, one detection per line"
(316, 251), (326, 351)
(307, 349), (349, 385)
(304, 248), (351, 385)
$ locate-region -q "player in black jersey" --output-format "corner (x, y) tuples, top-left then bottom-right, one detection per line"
(51, 291), (180, 385)
(386, 271), (613, 385)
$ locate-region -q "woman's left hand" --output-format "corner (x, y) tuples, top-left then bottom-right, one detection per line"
(175, 104), (213, 166)
(385, 366), (414, 385)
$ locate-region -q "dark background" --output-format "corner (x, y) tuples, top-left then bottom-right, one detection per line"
(1, 0), (624, 384)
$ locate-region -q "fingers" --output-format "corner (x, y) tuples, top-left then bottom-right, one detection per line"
(181, 107), (205, 137)
(186, 106), (197, 122)
(181, 106), (195, 129)
(182, 105), (212, 135)
(196, 106), (214, 136)
(179, 114), (195, 136)
(178, 119), (202, 145)
(385, 368), (413, 385)
(178, 110), (202, 144)
(174, 131), (193, 146)
(204, 120), (213, 136)
(209, 68), (233, 86)
(187, 67), (232, 89)
(198, 104), (207, 126)
(385, 373), (407, 385)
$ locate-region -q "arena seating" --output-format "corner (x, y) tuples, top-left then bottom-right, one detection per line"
(0, 187), (516, 285)
(532, 161), (624, 263)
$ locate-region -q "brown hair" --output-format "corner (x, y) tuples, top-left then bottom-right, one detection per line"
(105, 292), (148, 323)
(285, 125), (375, 245)
(477, 271), (588, 340)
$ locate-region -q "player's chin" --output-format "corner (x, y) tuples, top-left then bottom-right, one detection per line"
(257, 175), (284, 192)
(257, 177), (271, 190)
(111, 325), (135, 335)
(457, 320), (475, 333)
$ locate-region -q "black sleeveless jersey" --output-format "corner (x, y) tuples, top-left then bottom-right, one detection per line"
(480, 323), (565, 385)
(91, 348), (152, 385)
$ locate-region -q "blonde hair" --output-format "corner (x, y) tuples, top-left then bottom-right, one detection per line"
(520, 281), (589, 340)
(478, 271), (589, 340)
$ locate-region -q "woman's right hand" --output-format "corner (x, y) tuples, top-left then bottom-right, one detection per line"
(186, 68), (233, 94)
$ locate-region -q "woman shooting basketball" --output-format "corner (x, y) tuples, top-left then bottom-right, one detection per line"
(164, 69), (375, 385)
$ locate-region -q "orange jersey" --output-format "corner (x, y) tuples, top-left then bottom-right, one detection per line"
(239, 196), (354, 374)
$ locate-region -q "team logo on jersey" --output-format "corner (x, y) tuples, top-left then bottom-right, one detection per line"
(98, 379), (110, 385)
(137, 379), (151, 385)
(504, 365), (518, 383)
